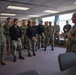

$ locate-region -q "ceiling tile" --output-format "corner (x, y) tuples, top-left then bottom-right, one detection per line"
(0, 1), (10, 12)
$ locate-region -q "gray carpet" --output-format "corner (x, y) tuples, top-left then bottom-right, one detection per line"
(0, 46), (66, 75)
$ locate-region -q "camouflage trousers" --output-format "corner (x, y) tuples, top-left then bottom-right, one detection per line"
(27, 38), (36, 53)
(5, 35), (11, 54)
(37, 34), (44, 47)
(66, 39), (76, 53)
(44, 35), (49, 47)
(0, 41), (5, 59)
(11, 40), (22, 56)
(64, 34), (67, 47)
(22, 34), (27, 48)
(44, 35), (54, 48)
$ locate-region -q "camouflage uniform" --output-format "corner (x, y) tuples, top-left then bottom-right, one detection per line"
(27, 38), (37, 54)
(44, 25), (49, 50)
(48, 25), (54, 50)
(53, 25), (60, 45)
(3, 22), (12, 55)
(20, 25), (27, 48)
(0, 25), (6, 64)
(67, 25), (76, 53)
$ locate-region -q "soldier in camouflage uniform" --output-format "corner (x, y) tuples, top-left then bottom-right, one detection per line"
(48, 21), (54, 50)
(20, 20), (27, 49)
(66, 12), (76, 53)
(53, 21), (60, 45)
(3, 18), (12, 55)
(44, 21), (54, 51)
(44, 21), (49, 51)
(0, 19), (6, 65)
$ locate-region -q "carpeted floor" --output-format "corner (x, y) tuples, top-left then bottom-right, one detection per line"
(0, 46), (66, 75)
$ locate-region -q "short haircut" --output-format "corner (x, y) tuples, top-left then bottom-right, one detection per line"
(66, 20), (68, 22)
(73, 12), (76, 16)
(32, 21), (36, 23)
(23, 20), (25, 21)
(40, 20), (43, 22)
(7, 17), (11, 20)
(13, 19), (18, 22)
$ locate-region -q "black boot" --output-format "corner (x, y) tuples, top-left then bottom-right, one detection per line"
(33, 52), (36, 56)
(19, 55), (24, 59)
(38, 46), (40, 49)
(1, 58), (6, 65)
(28, 52), (31, 57)
(13, 56), (16, 62)
(44, 47), (46, 51)
(41, 45), (44, 48)
(35, 49), (37, 51)
(1, 61), (6, 65)
(51, 46), (54, 51)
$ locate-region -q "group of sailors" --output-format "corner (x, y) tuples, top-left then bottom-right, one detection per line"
(0, 16), (73, 65)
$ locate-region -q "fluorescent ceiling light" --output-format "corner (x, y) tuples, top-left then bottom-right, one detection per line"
(44, 10), (59, 13)
(7, 6), (29, 10)
(0, 17), (8, 18)
(74, 2), (76, 4)
(0, 13), (16, 16)
(28, 15), (40, 17)
(20, 18), (28, 19)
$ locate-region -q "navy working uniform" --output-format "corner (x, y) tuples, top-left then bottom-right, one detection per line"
(63, 24), (71, 34)
(26, 26), (37, 57)
(63, 24), (71, 47)
(32, 25), (38, 50)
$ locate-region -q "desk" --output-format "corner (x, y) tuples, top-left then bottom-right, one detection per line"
(55, 66), (76, 75)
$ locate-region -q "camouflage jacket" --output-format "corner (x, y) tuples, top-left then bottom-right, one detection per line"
(53, 25), (60, 34)
(20, 25), (27, 34)
(67, 25), (76, 52)
(0, 26), (5, 42)
(3, 22), (12, 35)
(44, 25), (49, 35)
(48, 25), (54, 36)
(69, 25), (76, 44)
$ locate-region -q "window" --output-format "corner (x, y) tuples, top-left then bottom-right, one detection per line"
(42, 16), (55, 25)
(59, 13), (74, 33)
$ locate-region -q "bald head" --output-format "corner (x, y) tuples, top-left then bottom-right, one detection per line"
(72, 12), (76, 24)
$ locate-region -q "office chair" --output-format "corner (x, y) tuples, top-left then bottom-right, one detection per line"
(58, 52), (76, 71)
